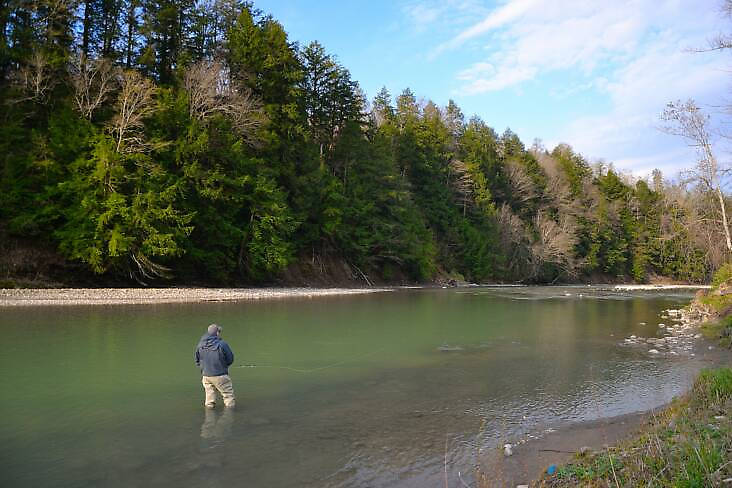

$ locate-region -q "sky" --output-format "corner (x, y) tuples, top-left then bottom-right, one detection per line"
(257, 0), (732, 178)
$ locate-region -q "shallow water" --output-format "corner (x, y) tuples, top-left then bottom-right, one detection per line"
(0, 286), (707, 487)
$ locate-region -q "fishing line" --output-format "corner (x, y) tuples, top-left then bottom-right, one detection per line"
(234, 346), (386, 374)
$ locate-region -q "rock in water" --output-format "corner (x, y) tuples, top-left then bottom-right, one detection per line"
(503, 443), (513, 456)
(648, 349), (660, 354)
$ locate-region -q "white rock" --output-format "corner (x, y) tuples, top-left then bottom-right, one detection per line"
(694, 334), (702, 339)
(658, 323), (665, 327)
(504, 444), (513, 456)
(648, 349), (660, 354)
(630, 335), (637, 339)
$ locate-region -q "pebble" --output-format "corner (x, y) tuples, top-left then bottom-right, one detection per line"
(0, 287), (389, 306)
(648, 349), (660, 354)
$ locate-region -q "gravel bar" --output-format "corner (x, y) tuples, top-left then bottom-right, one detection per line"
(0, 287), (392, 306)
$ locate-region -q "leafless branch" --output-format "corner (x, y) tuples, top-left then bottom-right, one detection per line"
(10, 51), (56, 104)
(69, 55), (119, 119)
(109, 70), (157, 153)
(506, 160), (536, 204)
(660, 99), (732, 252)
(184, 59), (265, 145)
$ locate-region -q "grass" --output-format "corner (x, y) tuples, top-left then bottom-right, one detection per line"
(540, 368), (732, 487)
(701, 315), (732, 349)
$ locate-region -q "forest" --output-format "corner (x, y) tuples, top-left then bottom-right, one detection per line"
(0, 0), (727, 285)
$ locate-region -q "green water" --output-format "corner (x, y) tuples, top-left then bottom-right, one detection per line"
(0, 286), (705, 487)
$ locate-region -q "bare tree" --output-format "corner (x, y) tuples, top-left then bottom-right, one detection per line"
(11, 51), (55, 104)
(505, 160), (536, 205)
(448, 159), (474, 215)
(109, 70), (157, 153)
(69, 55), (119, 119)
(530, 212), (579, 279)
(661, 99), (732, 252)
(183, 59), (265, 145)
(496, 203), (531, 278)
(689, 0), (732, 52)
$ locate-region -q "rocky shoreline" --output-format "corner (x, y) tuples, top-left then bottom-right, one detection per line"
(0, 287), (392, 306)
(620, 305), (710, 357)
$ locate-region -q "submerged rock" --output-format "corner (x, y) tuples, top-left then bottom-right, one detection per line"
(503, 443), (513, 456)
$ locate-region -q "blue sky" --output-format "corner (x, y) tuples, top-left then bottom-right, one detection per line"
(257, 0), (732, 178)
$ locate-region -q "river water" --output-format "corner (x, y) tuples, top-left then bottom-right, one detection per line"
(0, 286), (708, 487)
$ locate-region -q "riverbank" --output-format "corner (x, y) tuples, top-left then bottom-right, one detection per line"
(475, 282), (731, 487)
(0, 287), (392, 306)
(476, 346), (732, 487)
(538, 365), (732, 487)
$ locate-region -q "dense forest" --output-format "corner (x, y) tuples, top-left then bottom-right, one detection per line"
(0, 0), (728, 286)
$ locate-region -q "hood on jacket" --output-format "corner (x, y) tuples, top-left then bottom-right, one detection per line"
(198, 333), (222, 351)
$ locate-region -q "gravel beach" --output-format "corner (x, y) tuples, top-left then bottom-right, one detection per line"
(0, 287), (392, 306)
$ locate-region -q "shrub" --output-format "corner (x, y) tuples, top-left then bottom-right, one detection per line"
(711, 262), (732, 288)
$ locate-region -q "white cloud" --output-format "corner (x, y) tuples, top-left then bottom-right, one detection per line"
(425, 0), (730, 176)
(431, 0), (538, 57)
(558, 28), (730, 175)
(459, 65), (536, 93)
(402, 0), (491, 32)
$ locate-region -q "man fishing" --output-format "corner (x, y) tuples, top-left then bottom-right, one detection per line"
(194, 324), (236, 408)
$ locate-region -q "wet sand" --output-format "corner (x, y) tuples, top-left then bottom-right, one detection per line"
(477, 347), (732, 488)
(0, 287), (391, 306)
(477, 411), (649, 487)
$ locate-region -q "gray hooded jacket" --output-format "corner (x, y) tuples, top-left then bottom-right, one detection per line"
(195, 333), (234, 376)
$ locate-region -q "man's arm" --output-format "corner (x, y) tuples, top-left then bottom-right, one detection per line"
(194, 347), (201, 367)
(222, 342), (234, 367)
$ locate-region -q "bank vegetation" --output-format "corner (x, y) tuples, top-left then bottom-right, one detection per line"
(1, 1), (730, 286)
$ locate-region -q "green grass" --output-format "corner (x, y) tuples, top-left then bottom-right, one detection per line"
(701, 314), (732, 349)
(541, 368), (732, 487)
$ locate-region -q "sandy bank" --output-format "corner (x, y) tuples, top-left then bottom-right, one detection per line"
(478, 411), (648, 487)
(0, 287), (392, 306)
(614, 284), (711, 290)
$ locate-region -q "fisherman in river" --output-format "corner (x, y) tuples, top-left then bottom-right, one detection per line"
(195, 324), (236, 408)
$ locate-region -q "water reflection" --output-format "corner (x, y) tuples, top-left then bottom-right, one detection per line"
(200, 408), (234, 445)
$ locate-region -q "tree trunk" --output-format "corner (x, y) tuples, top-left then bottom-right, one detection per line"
(82, 0), (93, 57)
(717, 187), (732, 252)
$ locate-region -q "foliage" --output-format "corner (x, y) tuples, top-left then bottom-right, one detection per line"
(0, 0), (725, 285)
(712, 262), (732, 287)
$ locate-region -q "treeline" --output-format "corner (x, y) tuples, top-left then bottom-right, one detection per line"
(0, 0), (725, 284)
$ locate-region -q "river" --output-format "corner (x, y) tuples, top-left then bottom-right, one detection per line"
(0, 286), (708, 487)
